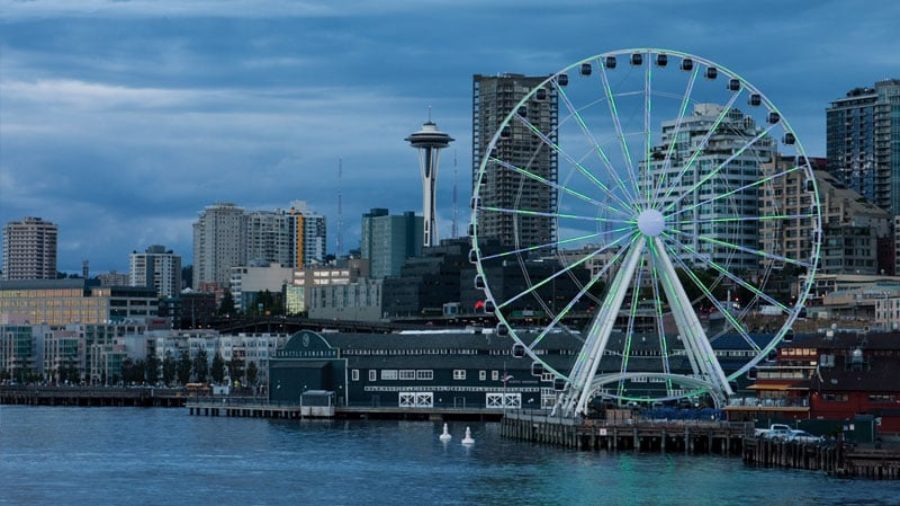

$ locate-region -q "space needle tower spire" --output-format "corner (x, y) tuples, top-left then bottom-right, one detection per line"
(406, 109), (454, 248)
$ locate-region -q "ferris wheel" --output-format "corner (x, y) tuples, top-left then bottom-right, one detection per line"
(470, 49), (821, 416)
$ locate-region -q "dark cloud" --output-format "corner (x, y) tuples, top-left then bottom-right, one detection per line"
(1, 0), (898, 271)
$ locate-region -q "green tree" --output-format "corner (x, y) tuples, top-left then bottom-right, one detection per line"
(245, 362), (258, 386)
(218, 291), (235, 316)
(210, 353), (226, 384)
(227, 357), (244, 385)
(176, 350), (192, 384)
(193, 348), (209, 383)
(162, 353), (176, 385)
(146, 352), (160, 384)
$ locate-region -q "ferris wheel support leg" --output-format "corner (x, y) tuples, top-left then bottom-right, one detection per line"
(561, 238), (646, 417)
(651, 238), (733, 400)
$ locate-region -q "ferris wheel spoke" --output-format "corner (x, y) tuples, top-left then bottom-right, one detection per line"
(668, 165), (803, 218)
(643, 50), (653, 205)
(512, 114), (637, 213)
(650, 66), (699, 204)
(490, 157), (632, 218)
(659, 90), (743, 205)
(480, 231), (608, 261)
(553, 81), (641, 207)
(663, 123), (778, 212)
(669, 229), (812, 269)
(496, 231), (638, 310)
(672, 213), (816, 226)
(662, 242), (761, 353)
(480, 205), (635, 224)
(662, 234), (791, 315)
(528, 243), (632, 351)
(617, 254), (646, 398)
(598, 61), (643, 204)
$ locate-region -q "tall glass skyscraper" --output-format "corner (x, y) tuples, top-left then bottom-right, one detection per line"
(826, 79), (900, 213)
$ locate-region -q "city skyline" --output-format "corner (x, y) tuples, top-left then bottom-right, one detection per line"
(2, 0), (899, 273)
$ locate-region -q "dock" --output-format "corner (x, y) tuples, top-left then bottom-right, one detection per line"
(500, 410), (750, 454)
(1, 385), (187, 407)
(743, 437), (900, 479)
(186, 399), (505, 420)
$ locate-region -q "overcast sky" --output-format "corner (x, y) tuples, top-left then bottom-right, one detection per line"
(1, 0), (898, 273)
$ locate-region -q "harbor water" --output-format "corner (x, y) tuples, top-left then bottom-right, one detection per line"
(1, 406), (898, 505)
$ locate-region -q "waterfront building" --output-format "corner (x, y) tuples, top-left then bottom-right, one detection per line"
(361, 209), (423, 279)
(649, 104), (774, 270)
(268, 329), (767, 410)
(473, 73), (558, 247)
(228, 262), (293, 313)
(0, 279), (158, 326)
(0, 323), (50, 381)
(761, 159), (891, 275)
(129, 245), (182, 298)
(826, 79), (900, 214)
(97, 271), (130, 287)
(307, 278), (383, 321)
(192, 203), (247, 290)
(729, 331), (900, 434)
(1, 217), (57, 280)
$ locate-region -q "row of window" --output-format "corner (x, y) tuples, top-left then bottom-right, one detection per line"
(350, 369), (506, 382)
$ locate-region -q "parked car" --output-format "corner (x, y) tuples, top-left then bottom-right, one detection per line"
(754, 424), (793, 439)
(786, 430), (824, 444)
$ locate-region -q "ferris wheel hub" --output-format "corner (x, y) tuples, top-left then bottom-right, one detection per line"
(637, 209), (665, 237)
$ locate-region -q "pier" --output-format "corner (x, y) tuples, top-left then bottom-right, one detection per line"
(500, 410), (750, 454)
(0, 385), (187, 407)
(743, 437), (900, 479)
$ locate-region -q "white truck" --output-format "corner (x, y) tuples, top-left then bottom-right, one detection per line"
(754, 424), (793, 439)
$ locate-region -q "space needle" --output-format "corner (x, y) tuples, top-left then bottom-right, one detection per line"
(406, 112), (454, 248)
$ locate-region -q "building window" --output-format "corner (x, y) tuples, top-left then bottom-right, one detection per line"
(416, 370), (433, 381)
(492, 370), (499, 381)
(368, 370), (377, 382)
(453, 369), (466, 381)
(352, 369), (359, 381)
(399, 370), (416, 381)
(381, 370), (398, 381)
(479, 370), (486, 381)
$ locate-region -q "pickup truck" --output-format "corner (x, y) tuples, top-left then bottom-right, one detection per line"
(754, 424), (793, 439)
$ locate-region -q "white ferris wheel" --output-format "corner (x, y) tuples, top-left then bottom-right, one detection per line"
(470, 49), (822, 416)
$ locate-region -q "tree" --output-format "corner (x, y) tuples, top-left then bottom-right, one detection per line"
(176, 350), (192, 384)
(193, 348), (209, 383)
(146, 352), (160, 384)
(218, 291), (235, 316)
(227, 356), (244, 385)
(162, 353), (176, 386)
(210, 353), (226, 384)
(245, 362), (258, 386)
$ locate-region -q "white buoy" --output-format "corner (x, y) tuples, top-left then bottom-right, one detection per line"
(461, 426), (475, 445)
(439, 423), (452, 443)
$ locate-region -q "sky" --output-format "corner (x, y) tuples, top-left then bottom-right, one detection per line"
(1, 0), (898, 273)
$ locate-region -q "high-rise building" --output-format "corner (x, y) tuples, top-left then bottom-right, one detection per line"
(192, 203), (246, 289)
(826, 79), (900, 213)
(129, 245), (182, 298)
(2, 217), (58, 280)
(649, 103), (774, 270)
(289, 202), (327, 267)
(245, 211), (294, 267)
(407, 118), (454, 248)
(473, 73), (558, 247)
(761, 157), (891, 275)
(361, 208), (423, 279)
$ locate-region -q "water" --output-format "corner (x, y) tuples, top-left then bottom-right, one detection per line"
(1, 407), (898, 505)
